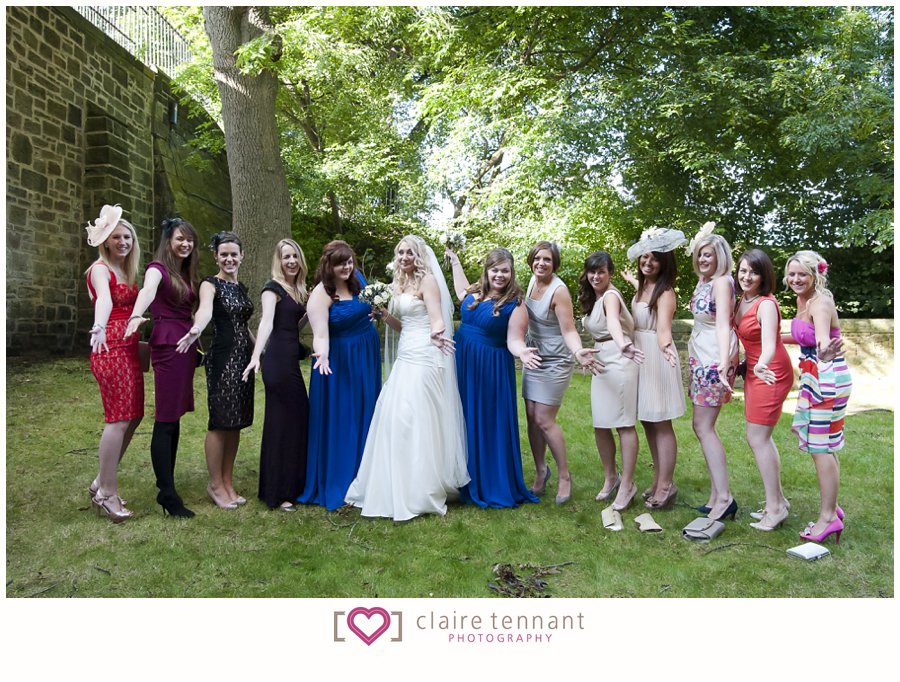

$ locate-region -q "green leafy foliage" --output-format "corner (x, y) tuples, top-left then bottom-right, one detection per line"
(167, 6), (891, 316)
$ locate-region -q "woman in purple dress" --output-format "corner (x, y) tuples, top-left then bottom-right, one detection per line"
(125, 217), (200, 518)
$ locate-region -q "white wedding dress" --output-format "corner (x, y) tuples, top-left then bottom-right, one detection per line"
(345, 293), (470, 521)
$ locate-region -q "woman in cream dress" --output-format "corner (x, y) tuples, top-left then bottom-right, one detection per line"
(579, 252), (644, 512)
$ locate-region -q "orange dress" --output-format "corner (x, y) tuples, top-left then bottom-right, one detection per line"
(734, 295), (792, 426)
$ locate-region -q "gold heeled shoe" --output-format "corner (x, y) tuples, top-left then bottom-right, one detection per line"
(92, 493), (133, 523)
(89, 481), (126, 506)
(645, 483), (678, 510)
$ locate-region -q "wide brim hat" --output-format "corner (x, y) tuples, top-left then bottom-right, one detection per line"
(626, 228), (687, 261)
(85, 204), (124, 247)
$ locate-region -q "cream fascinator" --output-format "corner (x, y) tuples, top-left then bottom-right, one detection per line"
(685, 221), (716, 256)
(626, 227), (688, 261)
(85, 204), (124, 247)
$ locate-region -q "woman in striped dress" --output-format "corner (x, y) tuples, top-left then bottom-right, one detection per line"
(783, 250), (851, 544)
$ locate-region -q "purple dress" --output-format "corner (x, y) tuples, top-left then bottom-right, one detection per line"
(258, 280), (309, 508)
(147, 261), (197, 422)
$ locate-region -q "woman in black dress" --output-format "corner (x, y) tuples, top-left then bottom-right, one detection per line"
(178, 231), (254, 509)
(242, 238), (310, 510)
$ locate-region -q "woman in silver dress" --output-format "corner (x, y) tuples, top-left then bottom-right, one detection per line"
(521, 241), (602, 504)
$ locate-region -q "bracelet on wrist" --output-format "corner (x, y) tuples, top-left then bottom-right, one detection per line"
(190, 326), (201, 335)
(128, 315), (143, 322)
(91, 323), (105, 331)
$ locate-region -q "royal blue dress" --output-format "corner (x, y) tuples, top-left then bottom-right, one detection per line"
(455, 294), (539, 508)
(298, 274), (382, 510)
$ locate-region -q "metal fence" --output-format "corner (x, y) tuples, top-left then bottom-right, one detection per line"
(74, 6), (193, 76)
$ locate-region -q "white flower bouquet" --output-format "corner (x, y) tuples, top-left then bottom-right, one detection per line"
(439, 230), (467, 251)
(359, 281), (392, 310)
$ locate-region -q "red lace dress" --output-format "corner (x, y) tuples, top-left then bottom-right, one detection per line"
(88, 264), (145, 422)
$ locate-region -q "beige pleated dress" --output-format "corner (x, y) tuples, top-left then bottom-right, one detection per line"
(631, 298), (686, 422)
(582, 287), (638, 428)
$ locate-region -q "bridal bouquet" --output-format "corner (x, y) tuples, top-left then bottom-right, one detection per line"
(440, 230), (466, 267)
(439, 230), (466, 251)
(359, 281), (392, 310)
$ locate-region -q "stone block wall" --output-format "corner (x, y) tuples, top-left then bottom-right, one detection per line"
(6, 6), (231, 355)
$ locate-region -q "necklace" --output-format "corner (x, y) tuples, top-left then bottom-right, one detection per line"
(798, 293), (818, 316)
(742, 294), (761, 304)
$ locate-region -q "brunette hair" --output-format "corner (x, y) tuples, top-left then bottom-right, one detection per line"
(271, 238), (309, 304)
(466, 247), (523, 315)
(313, 240), (361, 299)
(637, 250), (678, 312)
(578, 251), (615, 315)
(209, 230), (242, 253)
(737, 248), (776, 297)
(526, 240), (561, 272)
(154, 217), (199, 304)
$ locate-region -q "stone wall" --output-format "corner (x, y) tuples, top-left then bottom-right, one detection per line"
(6, 6), (231, 355)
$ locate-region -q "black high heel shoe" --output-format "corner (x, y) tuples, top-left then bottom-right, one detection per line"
(157, 492), (195, 518)
(710, 499), (738, 521)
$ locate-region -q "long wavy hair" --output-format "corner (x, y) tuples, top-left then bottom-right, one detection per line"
(153, 217), (199, 304)
(578, 251), (615, 315)
(86, 219), (141, 287)
(783, 249), (833, 299)
(271, 238), (308, 304)
(636, 250), (677, 313)
(467, 247), (523, 316)
(314, 240), (361, 299)
(392, 234), (432, 295)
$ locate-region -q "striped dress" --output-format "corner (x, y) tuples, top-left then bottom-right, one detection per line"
(790, 318), (852, 454)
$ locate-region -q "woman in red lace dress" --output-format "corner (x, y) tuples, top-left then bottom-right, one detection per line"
(84, 204), (144, 523)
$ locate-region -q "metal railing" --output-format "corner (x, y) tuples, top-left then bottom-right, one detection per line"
(74, 6), (193, 76)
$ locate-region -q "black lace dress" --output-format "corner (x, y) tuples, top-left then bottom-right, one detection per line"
(204, 276), (255, 430)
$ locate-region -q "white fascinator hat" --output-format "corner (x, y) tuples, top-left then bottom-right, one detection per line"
(85, 204), (124, 247)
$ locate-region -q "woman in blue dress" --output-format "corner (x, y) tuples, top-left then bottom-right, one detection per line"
(446, 246), (541, 508)
(298, 240), (382, 510)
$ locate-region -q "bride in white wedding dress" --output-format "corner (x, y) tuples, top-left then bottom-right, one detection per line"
(344, 235), (470, 521)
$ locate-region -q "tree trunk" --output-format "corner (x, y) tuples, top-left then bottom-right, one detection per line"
(203, 6), (291, 309)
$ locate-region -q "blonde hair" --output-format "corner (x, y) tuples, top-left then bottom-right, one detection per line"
(392, 235), (432, 295)
(783, 250), (832, 298)
(271, 238), (308, 304)
(692, 233), (733, 278)
(85, 219), (140, 286)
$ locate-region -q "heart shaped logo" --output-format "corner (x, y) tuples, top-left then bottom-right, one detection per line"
(346, 607), (391, 646)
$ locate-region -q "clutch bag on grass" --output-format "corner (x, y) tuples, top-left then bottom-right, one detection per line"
(787, 543), (830, 561)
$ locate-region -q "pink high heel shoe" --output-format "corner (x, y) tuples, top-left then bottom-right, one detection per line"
(799, 517), (844, 544)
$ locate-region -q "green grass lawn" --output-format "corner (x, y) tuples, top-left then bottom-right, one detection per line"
(5, 356), (893, 598)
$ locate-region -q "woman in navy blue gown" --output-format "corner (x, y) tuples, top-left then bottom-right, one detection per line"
(446, 246), (541, 508)
(298, 240), (381, 510)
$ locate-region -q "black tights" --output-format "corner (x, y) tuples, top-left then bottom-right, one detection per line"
(150, 420), (181, 498)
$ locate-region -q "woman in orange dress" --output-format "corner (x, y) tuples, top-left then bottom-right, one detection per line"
(733, 249), (793, 531)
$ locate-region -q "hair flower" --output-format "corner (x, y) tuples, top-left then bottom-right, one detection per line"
(685, 221), (716, 256)
(817, 260), (828, 274)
